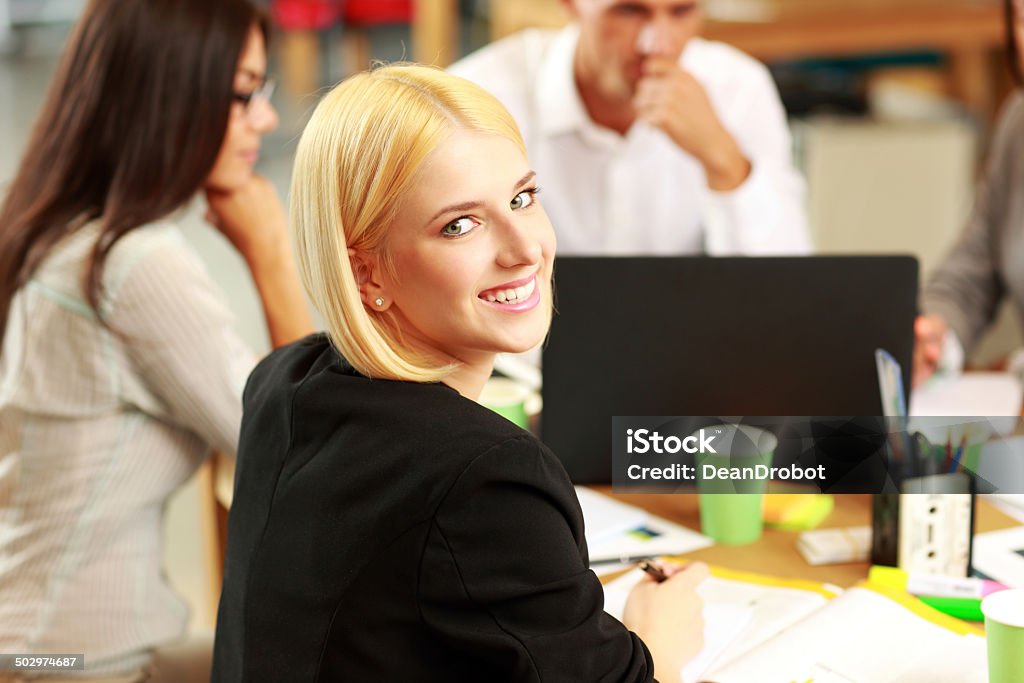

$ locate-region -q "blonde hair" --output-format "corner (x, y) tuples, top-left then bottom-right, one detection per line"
(291, 64), (527, 382)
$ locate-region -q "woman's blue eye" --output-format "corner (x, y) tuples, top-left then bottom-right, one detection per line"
(441, 217), (477, 237)
(511, 188), (538, 210)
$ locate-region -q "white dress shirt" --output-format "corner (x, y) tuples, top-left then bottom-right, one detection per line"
(450, 25), (812, 256)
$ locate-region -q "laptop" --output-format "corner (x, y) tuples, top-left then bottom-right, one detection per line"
(540, 256), (918, 483)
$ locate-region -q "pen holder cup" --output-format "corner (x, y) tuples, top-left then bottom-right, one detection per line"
(693, 424), (776, 546)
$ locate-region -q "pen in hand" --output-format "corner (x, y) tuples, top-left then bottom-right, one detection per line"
(638, 559), (668, 583)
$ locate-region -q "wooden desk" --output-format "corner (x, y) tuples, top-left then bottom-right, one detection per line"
(593, 488), (1021, 587)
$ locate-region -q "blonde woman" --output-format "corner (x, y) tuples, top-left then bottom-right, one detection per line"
(212, 64), (706, 683)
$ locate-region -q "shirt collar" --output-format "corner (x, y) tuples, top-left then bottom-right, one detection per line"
(534, 24), (592, 138)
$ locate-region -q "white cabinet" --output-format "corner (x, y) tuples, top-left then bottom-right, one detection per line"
(797, 116), (1022, 363)
(796, 116), (978, 280)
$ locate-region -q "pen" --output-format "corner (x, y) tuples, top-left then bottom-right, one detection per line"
(591, 553), (683, 567)
(910, 431), (928, 477)
(638, 560), (668, 583)
(950, 435), (966, 474)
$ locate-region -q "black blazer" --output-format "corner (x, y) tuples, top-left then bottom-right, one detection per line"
(211, 334), (655, 682)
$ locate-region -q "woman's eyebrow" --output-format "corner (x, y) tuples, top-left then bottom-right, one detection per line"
(428, 200), (482, 225)
(514, 170), (537, 189)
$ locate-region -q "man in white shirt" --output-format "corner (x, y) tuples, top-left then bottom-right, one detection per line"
(449, 0), (812, 256)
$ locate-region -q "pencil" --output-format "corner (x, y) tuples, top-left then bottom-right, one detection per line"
(638, 560), (668, 583)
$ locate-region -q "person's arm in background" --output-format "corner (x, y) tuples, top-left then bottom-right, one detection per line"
(634, 55), (752, 193)
(206, 174), (315, 348)
(635, 50), (811, 255)
(915, 94), (1024, 386)
(107, 227), (264, 455)
(913, 314), (964, 388)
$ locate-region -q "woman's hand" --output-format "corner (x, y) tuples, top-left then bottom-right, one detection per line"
(205, 174), (290, 265)
(623, 561), (709, 683)
(913, 314), (948, 388)
(204, 174), (314, 348)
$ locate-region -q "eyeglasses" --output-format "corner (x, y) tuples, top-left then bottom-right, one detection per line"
(231, 78), (276, 116)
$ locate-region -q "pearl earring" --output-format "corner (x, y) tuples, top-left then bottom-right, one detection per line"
(374, 297), (384, 308)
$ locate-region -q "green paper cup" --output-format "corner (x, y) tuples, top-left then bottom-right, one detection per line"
(697, 493), (765, 545)
(478, 377), (529, 430)
(983, 589), (1024, 683)
(694, 424), (777, 545)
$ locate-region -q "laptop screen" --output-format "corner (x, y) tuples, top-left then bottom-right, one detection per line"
(540, 256), (918, 483)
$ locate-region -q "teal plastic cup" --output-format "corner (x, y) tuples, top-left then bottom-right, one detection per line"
(477, 378), (529, 430)
(693, 424), (777, 545)
(983, 589), (1024, 683)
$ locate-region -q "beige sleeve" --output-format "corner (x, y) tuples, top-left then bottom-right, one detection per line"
(922, 93), (1024, 351)
(104, 235), (256, 456)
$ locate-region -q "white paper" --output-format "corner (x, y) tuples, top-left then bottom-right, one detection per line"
(575, 486), (649, 547)
(708, 587), (987, 683)
(603, 569), (830, 683)
(986, 493), (1024, 523)
(973, 527), (1024, 589)
(603, 569), (754, 683)
(909, 372), (1021, 423)
(577, 487), (712, 565)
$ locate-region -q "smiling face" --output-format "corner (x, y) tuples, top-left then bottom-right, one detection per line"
(366, 130), (556, 376)
(570, 0), (701, 98)
(205, 25), (279, 191)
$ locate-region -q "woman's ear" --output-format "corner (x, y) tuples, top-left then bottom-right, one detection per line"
(348, 248), (390, 311)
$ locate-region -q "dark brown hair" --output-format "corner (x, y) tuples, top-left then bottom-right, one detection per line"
(0, 0), (268, 336)
(1007, 0), (1022, 85)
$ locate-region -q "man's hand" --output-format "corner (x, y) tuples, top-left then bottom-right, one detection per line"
(633, 56), (750, 191)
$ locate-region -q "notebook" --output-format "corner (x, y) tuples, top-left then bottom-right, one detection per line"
(604, 564), (986, 683)
(575, 487), (712, 569)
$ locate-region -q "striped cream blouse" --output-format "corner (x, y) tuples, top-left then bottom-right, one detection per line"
(0, 221), (254, 675)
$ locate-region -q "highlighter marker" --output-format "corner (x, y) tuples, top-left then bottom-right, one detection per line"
(917, 595), (985, 622)
(870, 565), (1010, 599)
(905, 573), (1011, 600)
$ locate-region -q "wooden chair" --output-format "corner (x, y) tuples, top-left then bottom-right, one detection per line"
(197, 453), (233, 625)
